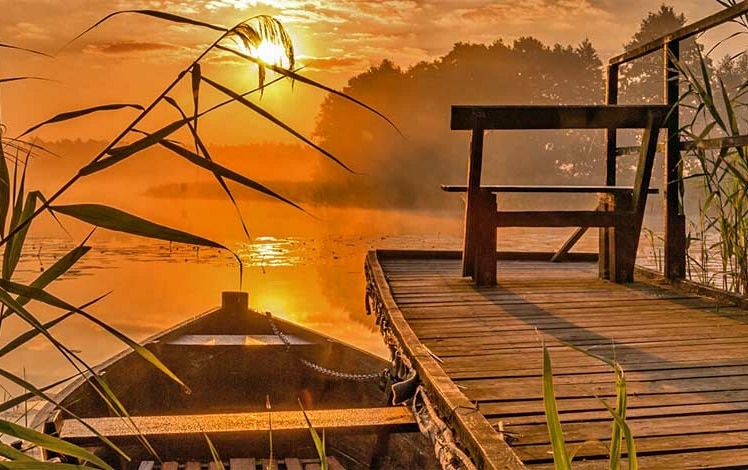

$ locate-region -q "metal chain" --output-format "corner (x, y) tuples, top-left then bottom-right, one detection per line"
(265, 312), (385, 382)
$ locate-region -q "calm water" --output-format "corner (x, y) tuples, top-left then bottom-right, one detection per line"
(1, 206), (660, 419)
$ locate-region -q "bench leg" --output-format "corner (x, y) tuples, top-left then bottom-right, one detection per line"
(472, 191), (497, 286)
(608, 193), (637, 283)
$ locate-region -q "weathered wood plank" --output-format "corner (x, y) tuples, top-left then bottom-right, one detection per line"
(450, 105), (668, 130)
(230, 458), (255, 470)
(283, 458), (303, 470)
(368, 250), (748, 469)
(441, 185), (659, 194)
(60, 407), (416, 445)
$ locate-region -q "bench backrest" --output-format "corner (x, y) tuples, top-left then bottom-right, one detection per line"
(451, 105), (669, 130)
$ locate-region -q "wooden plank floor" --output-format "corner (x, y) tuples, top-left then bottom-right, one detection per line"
(366, 250), (748, 469)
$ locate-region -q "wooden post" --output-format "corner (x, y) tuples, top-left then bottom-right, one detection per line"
(600, 64), (619, 280)
(473, 190), (497, 286)
(664, 41), (686, 280)
(462, 111), (486, 278)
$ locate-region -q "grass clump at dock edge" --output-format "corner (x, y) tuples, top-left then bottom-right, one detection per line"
(542, 340), (637, 469)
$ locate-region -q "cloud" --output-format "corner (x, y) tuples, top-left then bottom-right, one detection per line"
(3, 21), (51, 42)
(82, 41), (182, 56)
(299, 55), (367, 73)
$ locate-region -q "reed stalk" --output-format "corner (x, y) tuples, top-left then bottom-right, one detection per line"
(0, 9), (392, 467)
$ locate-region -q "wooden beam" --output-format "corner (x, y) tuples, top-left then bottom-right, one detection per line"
(609, 1), (748, 66)
(441, 185), (658, 195)
(60, 407), (417, 446)
(494, 211), (626, 228)
(451, 105), (668, 130)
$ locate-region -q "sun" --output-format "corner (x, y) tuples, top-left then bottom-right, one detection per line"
(252, 41), (290, 68)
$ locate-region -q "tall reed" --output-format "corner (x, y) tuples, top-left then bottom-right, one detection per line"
(542, 340), (637, 469)
(673, 0), (748, 294)
(0, 10), (393, 467)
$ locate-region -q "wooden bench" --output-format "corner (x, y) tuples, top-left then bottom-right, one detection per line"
(448, 104), (668, 285)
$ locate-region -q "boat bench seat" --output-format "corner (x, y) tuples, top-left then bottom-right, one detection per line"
(139, 456), (345, 470)
(164, 334), (312, 347)
(60, 407), (417, 446)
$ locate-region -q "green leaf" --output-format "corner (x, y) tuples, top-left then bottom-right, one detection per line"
(3, 191), (38, 279)
(0, 311), (74, 357)
(79, 118), (191, 176)
(0, 279), (191, 395)
(0, 440), (35, 461)
(205, 434), (225, 470)
(159, 140), (307, 213)
(0, 419), (113, 470)
(50, 204), (225, 250)
(0, 462), (93, 469)
(215, 44), (401, 136)
(19, 104), (145, 138)
(201, 75), (355, 173)
(608, 363), (627, 469)
(162, 98), (252, 241)
(191, 63), (201, 136)
(600, 399), (638, 469)
(298, 400), (327, 470)
(0, 130), (11, 236)
(22, 244), (92, 304)
(542, 343), (571, 470)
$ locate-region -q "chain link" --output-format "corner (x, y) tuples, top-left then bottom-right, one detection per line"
(265, 312), (385, 382)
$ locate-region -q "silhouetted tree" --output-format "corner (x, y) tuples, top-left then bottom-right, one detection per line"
(312, 37), (605, 210)
(619, 5), (706, 104)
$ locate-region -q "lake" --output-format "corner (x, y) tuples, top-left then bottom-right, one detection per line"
(0, 204), (660, 417)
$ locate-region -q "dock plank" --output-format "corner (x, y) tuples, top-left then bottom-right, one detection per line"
(366, 251), (748, 468)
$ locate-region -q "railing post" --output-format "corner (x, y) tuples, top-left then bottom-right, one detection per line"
(664, 40), (686, 280)
(600, 63), (619, 280)
(462, 110), (486, 278)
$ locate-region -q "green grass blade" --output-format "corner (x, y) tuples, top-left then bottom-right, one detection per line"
(608, 363), (627, 469)
(50, 203), (225, 250)
(79, 118), (191, 176)
(0, 132), (10, 236)
(298, 400), (327, 470)
(204, 434), (225, 470)
(159, 140), (308, 213)
(600, 399), (638, 469)
(3, 191), (37, 279)
(22, 244), (92, 303)
(0, 419), (113, 470)
(542, 343), (571, 470)
(19, 104), (144, 138)
(0, 440), (35, 461)
(201, 75), (354, 173)
(191, 64), (201, 137)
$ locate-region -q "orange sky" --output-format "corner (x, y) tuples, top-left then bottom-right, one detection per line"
(0, 1), (738, 145)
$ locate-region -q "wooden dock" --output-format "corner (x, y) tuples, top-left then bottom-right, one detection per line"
(366, 250), (748, 469)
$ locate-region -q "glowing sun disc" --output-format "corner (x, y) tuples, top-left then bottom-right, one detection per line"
(253, 41), (289, 66)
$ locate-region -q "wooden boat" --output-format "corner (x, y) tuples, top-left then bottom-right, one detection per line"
(32, 292), (437, 469)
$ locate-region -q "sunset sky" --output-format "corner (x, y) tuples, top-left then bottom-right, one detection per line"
(0, 1), (738, 144)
